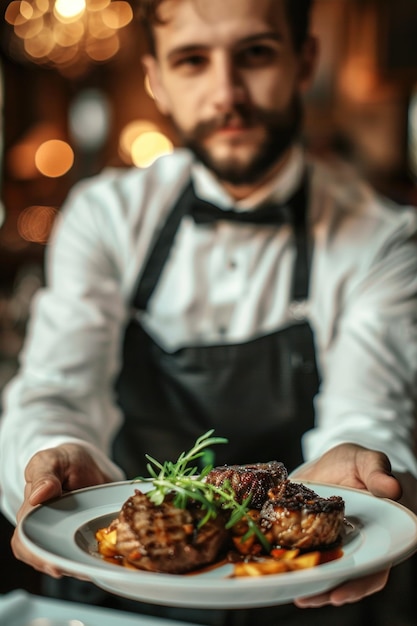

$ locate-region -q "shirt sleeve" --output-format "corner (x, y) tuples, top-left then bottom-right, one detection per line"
(0, 182), (129, 522)
(0, 153), (194, 523)
(303, 206), (417, 479)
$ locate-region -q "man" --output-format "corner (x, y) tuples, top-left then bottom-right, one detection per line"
(0, 0), (416, 621)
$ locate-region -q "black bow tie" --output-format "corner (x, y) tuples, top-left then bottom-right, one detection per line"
(191, 196), (293, 226)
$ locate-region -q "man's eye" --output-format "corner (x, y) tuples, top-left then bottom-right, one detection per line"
(173, 55), (207, 70)
(237, 45), (277, 67)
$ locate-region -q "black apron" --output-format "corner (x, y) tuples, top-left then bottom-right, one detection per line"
(113, 178), (319, 477)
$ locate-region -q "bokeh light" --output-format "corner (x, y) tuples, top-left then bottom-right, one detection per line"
(54, 0), (86, 21)
(35, 139), (74, 177)
(118, 119), (160, 163)
(7, 143), (39, 179)
(69, 88), (111, 150)
(17, 205), (58, 244)
(4, 0), (134, 73)
(102, 2), (133, 29)
(131, 131), (174, 168)
(7, 123), (64, 179)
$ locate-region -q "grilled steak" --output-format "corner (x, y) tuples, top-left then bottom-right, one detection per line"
(206, 461), (288, 509)
(260, 480), (345, 550)
(112, 489), (229, 574)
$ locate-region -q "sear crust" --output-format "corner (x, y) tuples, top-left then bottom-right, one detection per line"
(113, 490), (229, 574)
(260, 480), (345, 550)
(97, 463), (346, 574)
(206, 461), (288, 509)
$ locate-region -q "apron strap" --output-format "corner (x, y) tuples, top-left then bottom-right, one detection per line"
(133, 182), (194, 311)
(291, 172), (310, 302)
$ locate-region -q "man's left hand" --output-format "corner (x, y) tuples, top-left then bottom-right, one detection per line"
(291, 443), (402, 608)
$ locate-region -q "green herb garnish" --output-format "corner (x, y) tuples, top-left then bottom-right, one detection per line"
(136, 430), (271, 552)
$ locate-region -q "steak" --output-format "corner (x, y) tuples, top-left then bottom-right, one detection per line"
(206, 461), (288, 509)
(260, 480), (345, 550)
(112, 489), (229, 574)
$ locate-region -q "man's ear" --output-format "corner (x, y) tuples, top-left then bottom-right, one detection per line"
(142, 54), (171, 115)
(298, 35), (319, 92)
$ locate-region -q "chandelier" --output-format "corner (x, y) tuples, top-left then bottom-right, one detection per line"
(4, 0), (135, 75)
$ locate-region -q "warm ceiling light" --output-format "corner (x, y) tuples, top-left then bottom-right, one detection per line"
(6, 0), (133, 73)
(24, 30), (55, 58)
(48, 42), (79, 65)
(54, 0), (86, 21)
(102, 2), (133, 29)
(14, 15), (44, 39)
(88, 13), (114, 39)
(87, 0), (111, 11)
(36, 0), (50, 13)
(53, 20), (85, 47)
(86, 33), (120, 61)
(20, 1), (34, 19)
(35, 139), (74, 177)
(5, 1), (26, 25)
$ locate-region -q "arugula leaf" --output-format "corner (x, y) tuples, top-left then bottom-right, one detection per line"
(136, 430), (271, 552)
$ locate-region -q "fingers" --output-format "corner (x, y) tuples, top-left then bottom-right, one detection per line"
(11, 444), (111, 578)
(28, 477), (64, 507)
(356, 448), (402, 500)
(294, 569), (390, 608)
(23, 444), (112, 500)
(294, 444), (402, 502)
(292, 443), (367, 488)
(365, 470), (402, 500)
(20, 448), (69, 515)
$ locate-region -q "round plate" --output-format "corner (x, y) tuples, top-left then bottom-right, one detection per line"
(18, 480), (417, 609)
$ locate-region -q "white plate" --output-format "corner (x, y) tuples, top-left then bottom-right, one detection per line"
(18, 480), (417, 609)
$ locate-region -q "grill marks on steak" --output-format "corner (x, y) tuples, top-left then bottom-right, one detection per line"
(260, 480), (345, 550)
(206, 461), (288, 509)
(103, 462), (346, 574)
(113, 490), (229, 574)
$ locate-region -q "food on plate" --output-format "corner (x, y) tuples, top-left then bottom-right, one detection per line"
(96, 431), (345, 576)
(260, 480), (345, 550)
(99, 489), (229, 574)
(206, 461), (288, 509)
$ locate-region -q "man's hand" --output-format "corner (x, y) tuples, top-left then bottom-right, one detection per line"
(291, 443), (402, 608)
(12, 443), (112, 578)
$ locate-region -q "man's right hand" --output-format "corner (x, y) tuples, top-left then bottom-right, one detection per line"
(12, 443), (112, 577)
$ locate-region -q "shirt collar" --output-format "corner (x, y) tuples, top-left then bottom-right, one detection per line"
(191, 144), (306, 212)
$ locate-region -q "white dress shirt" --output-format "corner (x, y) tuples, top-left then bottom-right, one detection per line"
(1, 145), (417, 521)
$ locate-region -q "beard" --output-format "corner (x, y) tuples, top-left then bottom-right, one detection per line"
(172, 95), (303, 186)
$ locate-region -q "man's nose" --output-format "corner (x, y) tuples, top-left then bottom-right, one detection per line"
(211, 55), (246, 112)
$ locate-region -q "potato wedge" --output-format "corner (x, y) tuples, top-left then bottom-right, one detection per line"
(233, 549), (322, 577)
(96, 528), (117, 557)
(233, 559), (290, 577)
(287, 551), (321, 570)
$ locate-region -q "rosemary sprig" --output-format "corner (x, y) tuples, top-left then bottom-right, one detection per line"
(136, 430), (271, 552)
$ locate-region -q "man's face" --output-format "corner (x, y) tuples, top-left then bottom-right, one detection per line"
(144, 0), (316, 186)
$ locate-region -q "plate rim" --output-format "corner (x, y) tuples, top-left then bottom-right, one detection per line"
(18, 479), (417, 602)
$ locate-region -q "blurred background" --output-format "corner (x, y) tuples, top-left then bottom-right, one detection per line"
(2, 0), (417, 399)
(0, 0), (417, 614)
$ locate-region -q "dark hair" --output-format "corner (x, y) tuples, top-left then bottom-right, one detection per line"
(138, 0), (314, 55)
(283, 0), (314, 51)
